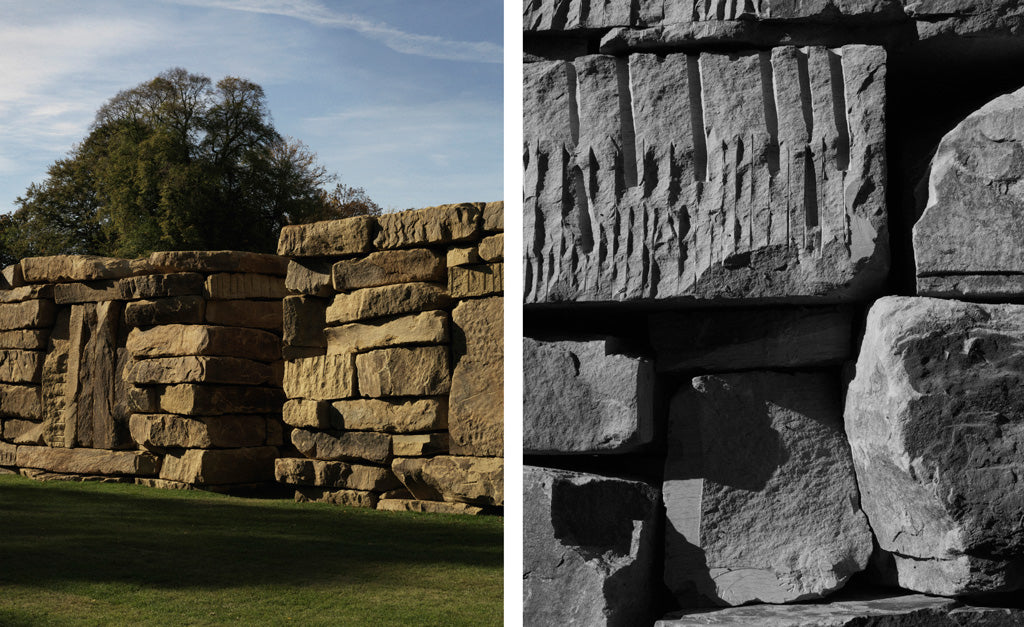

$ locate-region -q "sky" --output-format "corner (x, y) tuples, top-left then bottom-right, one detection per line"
(0, 0), (503, 213)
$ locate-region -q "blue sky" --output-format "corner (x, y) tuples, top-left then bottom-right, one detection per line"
(0, 0), (503, 212)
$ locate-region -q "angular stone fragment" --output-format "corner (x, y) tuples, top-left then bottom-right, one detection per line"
(283, 354), (354, 400)
(419, 455), (503, 506)
(846, 296), (1024, 596)
(448, 263), (503, 299)
(158, 384), (284, 415)
(16, 445), (159, 476)
(0, 350), (44, 384)
(125, 356), (275, 386)
(159, 446), (278, 485)
(393, 433), (449, 457)
(205, 300), (282, 330)
(290, 428), (392, 464)
(665, 372), (872, 606)
(277, 216), (377, 257)
(374, 203), (481, 249)
(0, 329), (50, 351)
(204, 273), (287, 300)
(447, 247), (480, 267)
(294, 487), (378, 508)
(330, 398), (447, 433)
(332, 248), (445, 291)
(477, 234), (503, 262)
(355, 346), (450, 397)
(523, 337), (652, 454)
(0, 385), (41, 419)
(20, 255), (132, 284)
(117, 272), (204, 300)
(0, 285), (53, 304)
(0, 299), (57, 330)
(325, 311), (448, 355)
(282, 295), (327, 349)
(482, 200), (503, 232)
(124, 295), (205, 327)
(53, 280), (119, 304)
(274, 457), (401, 491)
(146, 250), (288, 276)
(649, 307), (854, 372)
(377, 499), (484, 515)
(285, 259), (334, 297)
(126, 325), (280, 362)
(2, 264), (25, 288)
(129, 413), (268, 449)
(282, 399), (328, 429)
(524, 466), (659, 627)
(391, 457), (443, 501)
(325, 282), (449, 325)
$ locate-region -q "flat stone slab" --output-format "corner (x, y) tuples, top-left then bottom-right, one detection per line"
(204, 300), (281, 330)
(294, 487), (379, 508)
(524, 337), (653, 454)
(325, 311), (448, 355)
(325, 282), (449, 326)
(377, 498), (485, 515)
(524, 466), (659, 627)
(126, 325), (280, 362)
(373, 203), (481, 249)
(418, 455), (503, 506)
(330, 398), (447, 433)
(16, 445), (159, 476)
(124, 296), (205, 327)
(448, 263), (502, 299)
(0, 300), (57, 331)
(277, 217), (377, 257)
(117, 272), (205, 300)
(290, 428), (392, 465)
(20, 255), (132, 284)
(159, 446), (278, 485)
(158, 384), (284, 416)
(355, 346), (451, 398)
(203, 273), (287, 300)
(285, 259), (334, 297)
(146, 250), (288, 276)
(283, 354), (355, 401)
(53, 280), (120, 304)
(125, 356), (275, 386)
(129, 413), (270, 449)
(275, 457), (400, 491)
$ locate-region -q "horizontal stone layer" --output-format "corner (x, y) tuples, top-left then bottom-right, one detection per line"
(374, 203), (482, 249)
(159, 446), (278, 485)
(125, 356), (276, 386)
(325, 311), (448, 355)
(20, 255), (132, 284)
(205, 300), (282, 330)
(0, 300), (56, 331)
(53, 280), (119, 304)
(204, 273), (287, 300)
(145, 250), (288, 276)
(126, 325), (280, 362)
(15, 445), (160, 476)
(125, 296), (205, 327)
(157, 384), (284, 416)
(294, 487), (378, 508)
(355, 346), (451, 398)
(291, 428), (392, 465)
(275, 457), (401, 491)
(277, 216), (377, 257)
(117, 273), (204, 300)
(326, 282), (449, 326)
(377, 499), (484, 515)
(332, 248), (445, 291)
(129, 413), (271, 449)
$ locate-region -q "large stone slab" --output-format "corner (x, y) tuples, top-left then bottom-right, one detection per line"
(649, 307), (853, 372)
(158, 384), (284, 415)
(0, 300), (56, 330)
(325, 311), (448, 355)
(449, 298), (503, 457)
(524, 337), (653, 454)
(62, 301), (125, 449)
(283, 354), (355, 401)
(204, 273), (287, 300)
(0, 350), (43, 384)
(125, 356), (275, 386)
(20, 255), (132, 284)
(159, 446), (278, 485)
(377, 499), (484, 515)
(483, 200), (503, 232)
(16, 445), (159, 476)
(0, 385), (41, 419)
(126, 325), (280, 362)
(285, 259), (334, 297)
(277, 216), (377, 257)
(124, 296), (205, 327)
(325, 283), (449, 326)
(355, 346), (451, 397)
(331, 248), (445, 291)
(448, 263), (503, 299)
(0, 329), (49, 351)
(524, 466), (659, 626)
(846, 296), (1024, 596)
(0, 285), (53, 304)
(665, 372), (872, 606)
(419, 455), (503, 506)
(290, 428), (392, 464)
(524, 46), (888, 305)
(117, 272), (204, 300)
(275, 457), (401, 491)
(392, 433), (448, 457)
(205, 300), (282, 330)
(294, 487), (379, 508)
(373, 203), (481, 249)
(53, 280), (119, 304)
(330, 398), (447, 433)
(129, 413), (269, 449)
(915, 85), (1024, 299)
(146, 250), (287, 276)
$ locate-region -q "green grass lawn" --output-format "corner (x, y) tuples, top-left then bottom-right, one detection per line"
(0, 474), (503, 626)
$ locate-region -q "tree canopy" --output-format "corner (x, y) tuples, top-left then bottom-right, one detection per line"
(1, 68), (379, 264)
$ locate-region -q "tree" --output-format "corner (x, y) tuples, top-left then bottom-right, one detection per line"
(5, 68), (378, 259)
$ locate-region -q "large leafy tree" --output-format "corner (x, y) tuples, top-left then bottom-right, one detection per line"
(2, 68), (379, 260)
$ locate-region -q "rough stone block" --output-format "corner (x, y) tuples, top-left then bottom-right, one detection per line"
(117, 272), (204, 300)
(158, 384), (284, 416)
(294, 487), (379, 508)
(0, 440), (15, 465)
(275, 457), (400, 491)
(129, 413), (268, 449)
(332, 248), (445, 291)
(291, 428), (391, 465)
(377, 499), (484, 515)
(126, 385), (159, 413)
(277, 216), (377, 257)
(449, 297), (502, 456)
(20, 255), (132, 284)
(53, 280), (119, 304)
(482, 200), (503, 232)
(419, 455), (502, 506)
(477, 234), (503, 262)
(124, 295), (205, 327)
(0, 385), (41, 419)
(448, 263), (503, 299)
(0, 329), (50, 351)
(0, 299), (57, 330)
(325, 311), (448, 355)
(2, 418), (43, 444)
(282, 399), (329, 429)
(2, 264), (25, 288)
(159, 446), (278, 485)
(524, 466), (659, 627)
(665, 372), (873, 606)
(325, 282), (449, 326)
(391, 457), (442, 501)
(282, 295), (327, 349)
(355, 346), (450, 398)
(373, 203), (481, 249)
(330, 398), (447, 433)
(283, 354), (355, 401)
(0, 285), (53, 304)
(205, 300), (282, 330)
(285, 259), (334, 297)
(16, 445), (159, 476)
(146, 250), (288, 276)
(0, 350), (44, 384)
(446, 247), (480, 267)
(126, 325), (280, 362)
(392, 433), (448, 457)
(125, 356), (275, 386)
(204, 273), (287, 300)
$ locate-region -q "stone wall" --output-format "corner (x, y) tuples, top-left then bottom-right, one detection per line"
(524, 2), (1024, 624)
(275, 202), (504, 515)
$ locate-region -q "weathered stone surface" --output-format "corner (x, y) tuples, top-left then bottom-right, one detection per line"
(0, 299), (56, 330)
(447, 247), (480, 268)
(649, 307), (854, 372)
(524, 47), (888, 305)
(448, 263), (503, 299)
(2, 418), (43, 444)
(37, 308), (70, 447)
(325, 282), (449, 325)
(294, 487), (378, 508)
(524, 466), (659, 626)
(393, 433), (449, 457)
(482, 200), (503, 232)
(63, 302), (125, 449)
(53, 280), (119, 304)
(450, 298), (503, 456)
(915, 85), (1024, 298)
(330, 398), (447, 433)
(275, 457), (401, 491)
(666, 371), (872, 606)
(159, 446), (278, 485)
(523, 337), (652, 454)
(377, 499), (484, 515)
(16, 445), (159, 476)
(332, 248), (445, 291)
(355, 346), (451, 397)
(374, 203), (481, 249)
(158, 384), (284, 415)
(325, 311), (448, 355)
(126, 385), (159, 413)
(283, 354), (355, 400)
(204, 273), (287, 300)
(419, 455), (503, 506)
(285, 259), (334, 297)
(0, 285), (53, 304)
(205, 300), (282, 330)
(126, 356), (275, 386)
(283, 399), (329, 429)
(146, 250), (287, 276)
(2, 264), (25, 288)
(0, 385), (41, 419)
(0, 440), (15, 465)
(20, 255), (132, 284)
(291, 428), (392, 464)
(117, 273), (204, 300)
(0, 329), (50, 351)
(391, 457), (443, 500)
(277, 216), (377, 257)
(129, 413), (268, 449)
(918, 275), (1024, 302)
(124, 296), (205, 327)
(477, 234), (503, 262)
(126, 325), (280, 362)
(846, 296), (1024, 596)
(0, 350), (44, 384)
(282, 295), (327, 349)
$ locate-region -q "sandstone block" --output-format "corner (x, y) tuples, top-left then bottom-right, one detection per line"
(126, 325), (280, 362)
(446, 247), (480, 267)
(282, 399), (329, 429)
(332, 248), (445, 291)
(62, 301), (125, 449)
(0, 329), (50, 351)
(330, 398), (447, 433)
(2, 418), (43, 444)
(126, 356), (275, 386)
(159, 446), (278, 485)
(126, 385), (159, 413)
(0, 350), (44, 384)
(449, 298), (503, 456)
(846, 296), (1024, 596)
(420, 455), (503, 506)
(53, 280), (120, 304)
(129, 413), (268, 449)
(285, 259), (334, 297)
(355, 346), (450, 397)
(448, 263), (502, 299)
(0, 299), (56, 330)
(393, 433), (449, 457)
(377, 499), (484, 515)
(16, 445), (159, 476)
(477, 234), (503, 262)
(665, 372), (872, 606)
(0, 385), (41, 419)
(277, 216), (377, 257)
(204, 273), (287, 300)
(274, 457), (401, 491)
(124, 295), (205, 327)
(158, 384), (284, 415)
(2, 264), (25, 288)
(117, 272), (204, 300)
(205, 300), (282, 330)
(291, 428), (392, 465)
(524, 466), (659, 627)
(294, 487), (378, 508)
(325, 311), (448, 355)
(0, 285), (53, 304)
(0, 440), (15, 465)
(373, 203), (481, 249)
(325, 282), (449, 325)
(524, 337), (653, 454)
(283, 354), (354, 401)
(282, 295), (327, 349)
(482, 200), (503, 232)
(391, 457), (443, 501)
(20, 255), (132, 283)
(146, 250), (288, 276)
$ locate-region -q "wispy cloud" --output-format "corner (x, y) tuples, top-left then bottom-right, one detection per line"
(161, 0), (502, 63)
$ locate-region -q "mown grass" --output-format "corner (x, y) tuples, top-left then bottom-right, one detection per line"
(0, 474), (503, 626)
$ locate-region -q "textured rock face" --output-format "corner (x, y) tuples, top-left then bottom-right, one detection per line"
(277, 217), (377, 257)
(16, 446), (159, 476)
(846, 296), (1024, 596)
(324, 311), (448, 355)
(125, 325), (279, 361)
(326, 283), (448, 325)
(524, 466), (659, 626)
(915, 86), (1024, 299)
(331, 249), (445, 291)
(355, 346), (451, 397)
(449, 298), (503, 457)
(665, 372), (872, 606)
(523, 337), (653, 454)
(524, 45), (887, 305)
(373, 203), (481, 249)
